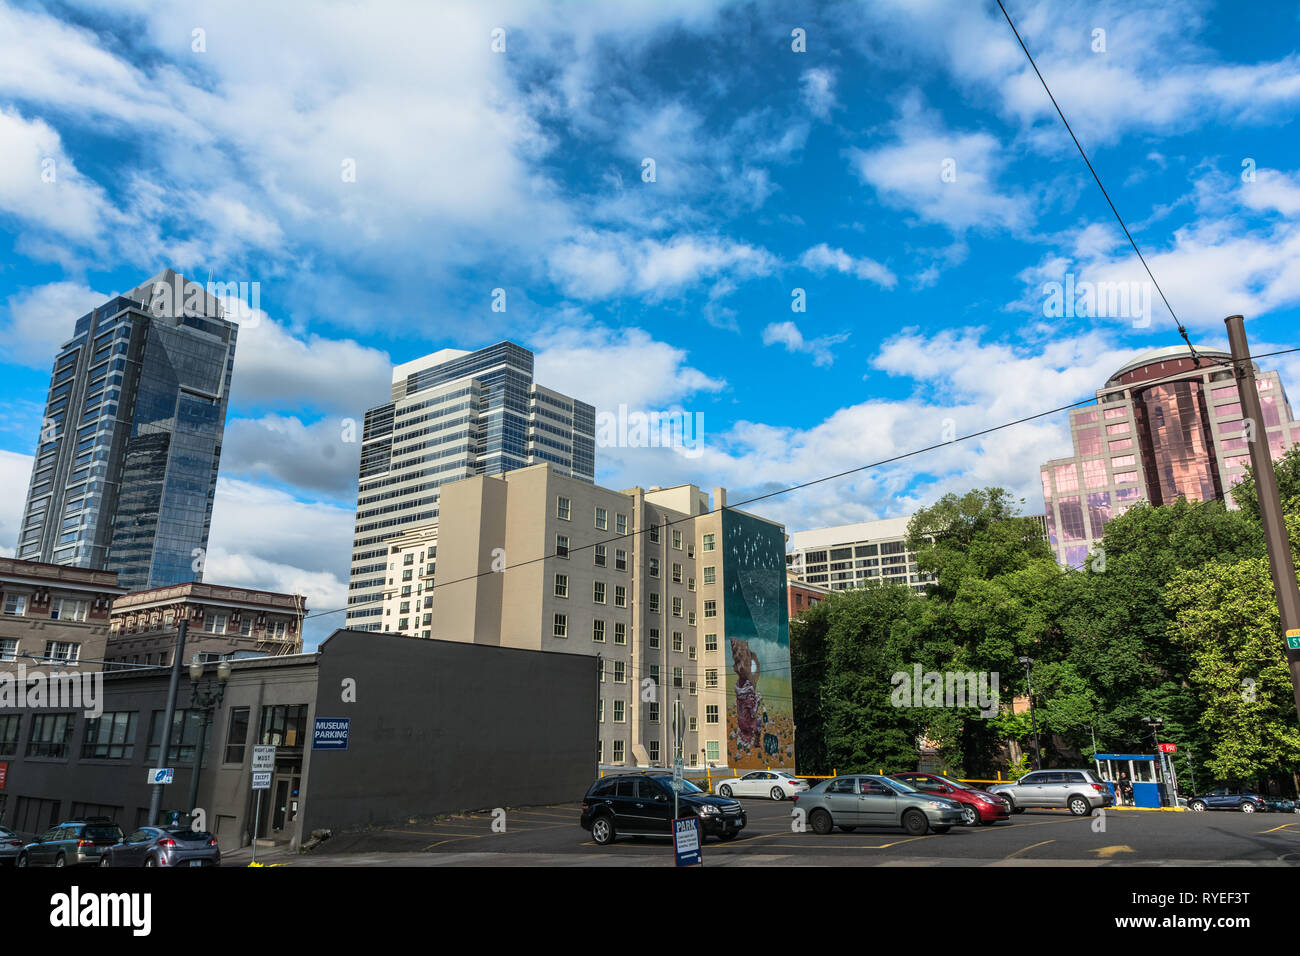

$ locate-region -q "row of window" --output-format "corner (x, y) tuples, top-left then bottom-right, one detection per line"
(0, 639), (80, 663)
(2, 594), (90, 622)
(596, 740), (722, 765)
(554, 496), (717, 553)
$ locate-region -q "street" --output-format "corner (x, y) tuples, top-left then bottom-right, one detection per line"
(230, 801), (1300, 867)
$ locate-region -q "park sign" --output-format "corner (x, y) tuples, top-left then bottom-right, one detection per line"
(673, 816), (702, 866)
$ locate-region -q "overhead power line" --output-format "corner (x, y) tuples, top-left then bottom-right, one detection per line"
(995, 0), (1200, 364)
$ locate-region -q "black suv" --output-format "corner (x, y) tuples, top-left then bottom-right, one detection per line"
(581, 773), (746, 845)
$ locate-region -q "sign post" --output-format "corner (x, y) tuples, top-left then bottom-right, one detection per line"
(250, 745), (274, 865)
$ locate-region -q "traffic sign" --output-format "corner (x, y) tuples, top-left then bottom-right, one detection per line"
(251, 771), (272, 791)
(673, 816), (702, 866)
(1287, 629), (1300, 651)
(148, 768), (174, 785)
(251, 744), (275, 773)
(1158, 743), (1177, 754)
(312, 717), (350, 750)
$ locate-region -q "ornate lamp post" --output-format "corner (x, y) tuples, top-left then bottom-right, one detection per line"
(185, 658), (232, 821)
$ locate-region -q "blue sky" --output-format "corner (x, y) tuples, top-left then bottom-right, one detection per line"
(2, 0), (1300, 645)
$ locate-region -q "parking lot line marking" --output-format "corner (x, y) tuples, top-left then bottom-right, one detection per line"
(1259, 823), (1300, 834)
(1004, 839), (1054, 860)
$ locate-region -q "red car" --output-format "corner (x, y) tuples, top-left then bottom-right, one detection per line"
(892, 772), (1010, 826)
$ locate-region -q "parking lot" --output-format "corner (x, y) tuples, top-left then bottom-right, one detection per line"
(248, 798), (1300, 867)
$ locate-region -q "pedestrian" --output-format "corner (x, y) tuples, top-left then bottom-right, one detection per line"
(1118, 772), (1132, 806)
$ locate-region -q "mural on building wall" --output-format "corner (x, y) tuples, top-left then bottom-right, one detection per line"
(722, 509), (794, 770)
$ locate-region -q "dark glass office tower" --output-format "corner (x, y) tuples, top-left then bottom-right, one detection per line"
(16, 270), (238, 590)
(346, 341), (595, 631)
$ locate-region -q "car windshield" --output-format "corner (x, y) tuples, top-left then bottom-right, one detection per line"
(655, 776), (703, 794)
(883, 778), (917, 793)
(85, 826), (122, 841)
(935, 776), (969, 790)
(166, 829), (213, 842)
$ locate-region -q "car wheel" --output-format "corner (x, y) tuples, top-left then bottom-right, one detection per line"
(715, 830), (739, 842)
(15, 853), (28, 868)
(144, 855), (157, 867)
(1240, 801), (1257, 813)
(902, 809), (929, 836)
(719, 785), (733, 798)
(1068, 796), (1091, 816)
(810, 809), (833, 835)
(1189, 800), (1207, 811)
(932, 825), (952, 834)
(960, 805), (979, 826)
(99, 855), (112, 868)
(591, 814), (615, 846)
(54, 854), (66, 868)
(770, 787), (784, 801)
(838, 826), (857, 833)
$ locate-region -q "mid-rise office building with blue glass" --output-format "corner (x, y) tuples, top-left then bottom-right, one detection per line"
(16, 270), (238, 591)
(346, 342), (595, 632)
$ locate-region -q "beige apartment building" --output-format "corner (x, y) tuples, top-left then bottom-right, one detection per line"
(106, 582), (307, 669)
(423, 463), (794, 772)
(0, 557), (128, 674)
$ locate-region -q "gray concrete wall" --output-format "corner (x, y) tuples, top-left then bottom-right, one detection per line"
(303, 630), (596, 833)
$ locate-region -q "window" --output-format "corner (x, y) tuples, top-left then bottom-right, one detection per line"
(672, 596), (682, 617)
(3, 593), (26, 616)
(689, 680), (697, 696)
(592, 619), (606, 643)
(648, 593), (660, 614)
(0, 638), (17, 661)
(672, 529), (683, 550)
(689, 716), (698, 732)
(706, 668), (718, 688)
(204, 613), (226, 634)
(555, 534), (569, 559)
(703, 566), (716, 585)
(557, 496), (571, 520)
(703, 600), (716, 618)
(597, 740), (603, 762)
(594, 544), (606, 567)
(615, 549), (628, 571)
(598, 699), (604, 723)
(595, 507), (608, 530)
(258, 704), (308, 749)
(648, 740), (660, 762)
(614, 661), (626, 683)
(689, 645), (697, 661)
(612, 740), (625, 763)
(649, 664), (660, 685)
(672, 631), (683, 652)
(673, 667), (683, 688)
(81, 712), (137, 760)
(688, 577), (695, 592)
(672, 563), (682, 583)
(27, 713), (74, 758)
(688, 611), (697, 626)
(702, 533), (715, 552)
(706, 740), (719, 762)
(616, 514), (627, 535)
(649, 524), (660, 544)
(706, 705), (719, 724)
(649, 557), (660, 578)
(704, 633), (718, 652)
(598, 658), (605, 682)
(50, 599), (88, 622)
(554, 574), (568, 598)
(648, 628), (660, 649)
(593, 581), (606, 604)
(649, 702), (660, 724)
(0, 714), (21, 755)
(553, 613), (568, 639)
(614, 585), (626, 608)
(224, 707), (250, 763)
(43, 642), (80, 664)
(614, 622), (626, 644)
(613, 700), (625, 723)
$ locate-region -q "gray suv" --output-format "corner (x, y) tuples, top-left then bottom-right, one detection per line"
(990, 769), (1113, 816)
(16, 819), (124, 867)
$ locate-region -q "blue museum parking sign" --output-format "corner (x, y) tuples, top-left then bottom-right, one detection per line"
(312, 717), (350, 750)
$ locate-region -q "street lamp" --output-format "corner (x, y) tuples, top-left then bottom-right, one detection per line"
(1018, 656), (1041, 770)
(185, 658), (232, 821)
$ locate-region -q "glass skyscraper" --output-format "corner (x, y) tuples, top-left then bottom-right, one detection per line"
(346, 341), (596, 631)
(16, 270), (238, 590)
(1040, 345), (1300, 568)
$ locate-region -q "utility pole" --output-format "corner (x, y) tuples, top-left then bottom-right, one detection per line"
(1019, 656), (1041, 770)
(148, 617), (188, 826)
(1225, 315), (1300, 722)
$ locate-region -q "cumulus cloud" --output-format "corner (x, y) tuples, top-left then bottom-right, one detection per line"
(220, 415), (361, 499)
(800, 67), (837, 120)
(1, 280), (107, 367)
(761, 321), (850, 367)
(0, 449), (33, 556)
(799, 242), (897, 289)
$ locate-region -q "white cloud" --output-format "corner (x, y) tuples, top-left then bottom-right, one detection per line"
(761, 320), (850, 367)
(1, 280), (106, 367)
(799, 242), (897, 289)
(0, 449), (32, 556)
(221, 415), (360, 498)
(800, 67), (837, 120)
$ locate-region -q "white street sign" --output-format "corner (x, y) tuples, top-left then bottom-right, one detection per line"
(148, 768), (174, 785)
(251, 745), (275, 773)
(251, 771), (272, 790)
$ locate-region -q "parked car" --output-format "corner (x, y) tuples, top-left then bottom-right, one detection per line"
(581, 773), (746, 845)
(988, 769), (1112, 816)
(15, 819), (124, 867)
(98, 826), (222, 867)
(1260, 796), (1299, 814)
(792, 774), (964, 836)
(714, 770), (809, 801)
(892, 772), (1011, 826)
(1187, 787), (1267, 813)
(0, 826), (24, 865)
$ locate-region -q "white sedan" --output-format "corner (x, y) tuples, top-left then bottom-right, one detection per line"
(715, 771), (809, 801)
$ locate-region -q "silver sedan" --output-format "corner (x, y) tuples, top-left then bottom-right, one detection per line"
(792, 774), (965, 836)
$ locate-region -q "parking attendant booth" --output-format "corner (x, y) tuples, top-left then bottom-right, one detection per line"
(1094, 753), (1170, 808)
